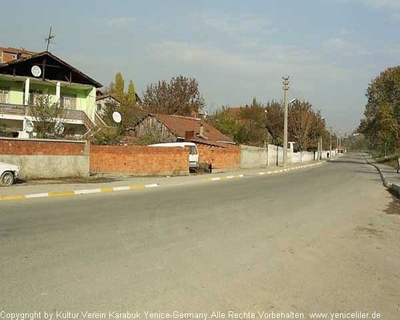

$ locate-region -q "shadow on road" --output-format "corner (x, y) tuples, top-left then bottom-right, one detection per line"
(328, 159), (365, 165)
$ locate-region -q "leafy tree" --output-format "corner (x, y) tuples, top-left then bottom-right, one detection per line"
(127, 80), (136, 106)
(349, 133), (368, 151)
(30, 93), (64, 138)
(91, 127), (121, 145)
(135, 130), (163, 146)
(235, 98), (269, 146)
(265, 101), (284, 145)
(142, 75), (205, 116)
(104, 72), (137, 106)
(207, 106), (240, 140)
(119, 102), (144, 130)
(208, 98), (325, 149)
(102, 73), (142, 134)
(287, 100), (314, 151)
(287, 100), (326, 152)
(309, 110), (327, 150)
(114, 72), (125, 104)
(360, 66), (400, 153)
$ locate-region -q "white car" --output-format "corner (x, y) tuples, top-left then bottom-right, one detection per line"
(0, 161), (20, 186)
(148, 142), (200, 170)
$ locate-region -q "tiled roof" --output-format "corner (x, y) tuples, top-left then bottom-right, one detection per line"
(151, 114), (234, 146)
(96, 94), (120, 103)
(0, 46), (36, 55)
(0, 51), (103, 88)
(225, 107), (243, 117)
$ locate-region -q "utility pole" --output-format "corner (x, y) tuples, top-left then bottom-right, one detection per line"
(319, 136), (323, 160)
(283, 77), (289, 167)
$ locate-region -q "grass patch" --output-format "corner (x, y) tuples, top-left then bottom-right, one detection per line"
(377, 154), (400, 169)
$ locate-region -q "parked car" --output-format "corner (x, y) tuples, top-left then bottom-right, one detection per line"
(148, 142), (199, 171)
(0, 161), (20, 186)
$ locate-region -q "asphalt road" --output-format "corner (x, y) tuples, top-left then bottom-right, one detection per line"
(1, 153), (399, 319)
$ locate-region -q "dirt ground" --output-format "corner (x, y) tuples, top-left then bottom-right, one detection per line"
(385, 194), (400, 215)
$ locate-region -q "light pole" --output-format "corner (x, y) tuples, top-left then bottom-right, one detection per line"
(282, 77), (297, 167)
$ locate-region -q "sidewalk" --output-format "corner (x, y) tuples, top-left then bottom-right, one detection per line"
(364, 154), (400, 197)
(0, 161), (324, 201)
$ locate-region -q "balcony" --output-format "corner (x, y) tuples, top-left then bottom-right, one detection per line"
(0, 103), (96, 137)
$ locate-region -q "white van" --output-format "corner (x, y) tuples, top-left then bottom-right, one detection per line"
(148, 142), (199, 170)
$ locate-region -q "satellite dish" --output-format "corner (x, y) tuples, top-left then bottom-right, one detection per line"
(24, 119), (34, 133)
(112, 111), (122, 123)
(55, 121), (65, 135)
(31, 65), (42, 78)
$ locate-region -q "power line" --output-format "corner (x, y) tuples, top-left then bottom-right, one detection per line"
(288, 77), (307, 102)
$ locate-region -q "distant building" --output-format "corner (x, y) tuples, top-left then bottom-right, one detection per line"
(95, 90), (121, 116)
(0, 46), (36, 64)
(129, 113), (235, 147)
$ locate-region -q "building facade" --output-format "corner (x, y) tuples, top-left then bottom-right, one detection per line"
(0, 51), (103, 138)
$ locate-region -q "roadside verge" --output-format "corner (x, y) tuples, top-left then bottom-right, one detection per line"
(362, 153), (400, 198)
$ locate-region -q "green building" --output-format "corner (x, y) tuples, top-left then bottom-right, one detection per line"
(0, 51), (103, 137)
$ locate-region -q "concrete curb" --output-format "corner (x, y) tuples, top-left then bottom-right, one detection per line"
(390, 183), (400, 198)
(362, 153), (390, 188)
(256, 162), (323, 176)
(203, 174), (244, 182)
(1, 161), (326, 202)
(362, 152), (400, 199)
(0, 183), (159, 202)
(202, 162), (324, 182)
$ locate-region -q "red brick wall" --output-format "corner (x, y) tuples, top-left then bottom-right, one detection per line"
(0, 138), (86, 155)
(0, 139), (239, 177)
(90, 145), (189, 175)
(198, 145), (240, 170)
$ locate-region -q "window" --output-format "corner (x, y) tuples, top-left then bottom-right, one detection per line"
(0, 87), (10, 103)
(188, 146), (198, 155)
(60, 94), (77, 109)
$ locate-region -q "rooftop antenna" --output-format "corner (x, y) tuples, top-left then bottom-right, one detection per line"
(45, 26), (55, 51)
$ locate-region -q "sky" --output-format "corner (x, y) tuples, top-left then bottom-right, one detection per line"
(1, 0), (400, 134)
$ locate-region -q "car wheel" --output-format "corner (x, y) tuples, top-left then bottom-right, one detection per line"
(1, 172), (14, 186)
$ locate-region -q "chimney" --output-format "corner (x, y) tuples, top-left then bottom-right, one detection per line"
(185, 130), (194, 141)
(199, 124), (204, 137)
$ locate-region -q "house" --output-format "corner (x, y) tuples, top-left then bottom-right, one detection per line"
(0, 50), (103, 137)
(0, 46), (36, 64)
(130, 113), (235, 147)
(95, 89), (143, 116)
(96, 90), (121, 116)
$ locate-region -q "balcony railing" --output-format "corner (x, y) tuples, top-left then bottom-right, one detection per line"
(0, 103), (26, 116)
(0, 103), (95, 128)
